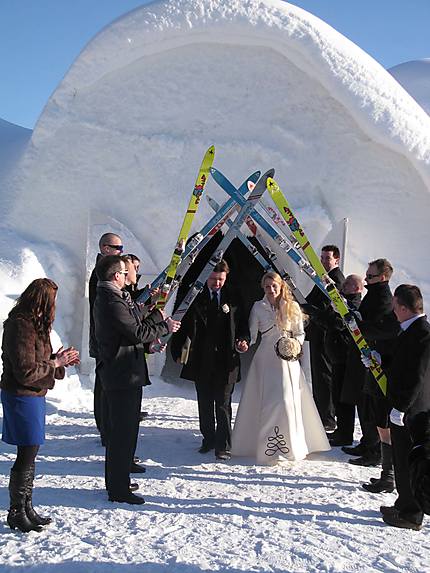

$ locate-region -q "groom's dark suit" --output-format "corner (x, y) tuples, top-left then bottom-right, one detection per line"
(171, 284), (249, 454)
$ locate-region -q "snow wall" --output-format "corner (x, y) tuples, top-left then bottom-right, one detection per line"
(1, 0), (430, 376)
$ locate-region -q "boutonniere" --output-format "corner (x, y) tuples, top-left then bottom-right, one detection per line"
(221, 303), (230, 314)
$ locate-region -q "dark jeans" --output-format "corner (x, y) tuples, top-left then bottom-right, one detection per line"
(309, 329), (335, 427)
(195, 376), (235, 453)
(104, 387), (142, 497)
(391, 422), (424, 525)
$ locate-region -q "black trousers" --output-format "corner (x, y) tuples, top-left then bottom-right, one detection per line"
(309, 329), (335, 427)
(94, 368), (106, 445)
(195, 375), (235, 453)
(104, 387), (142, 497)
(332, 362), (355, 441)
(356, 392), (380, 452)
(390, 422), (424, 525)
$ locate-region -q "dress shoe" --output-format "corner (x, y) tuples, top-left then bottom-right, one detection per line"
(139, 411), (149, 422)
(380, 505), (398, 517)
(108, 492), (145, 505)
(129, 483), (139, 492)
(198, 444), (214, 454)
(362, 479), (395, 493)
(341, 443), (367, 456)
(215, 451), (231, 461)
(130, 462), (146, 473)
(348, 455), (381, 467)
(382, 512), (422, 531)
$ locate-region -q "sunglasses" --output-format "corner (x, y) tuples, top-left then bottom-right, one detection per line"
(105, 244), (124, 252)
(365, 273), (381, 279)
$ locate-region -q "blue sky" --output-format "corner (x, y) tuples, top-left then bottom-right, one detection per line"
(1, 0), (429, 129)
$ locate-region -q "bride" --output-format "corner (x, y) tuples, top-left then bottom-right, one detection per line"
(232, 271), (330, 464)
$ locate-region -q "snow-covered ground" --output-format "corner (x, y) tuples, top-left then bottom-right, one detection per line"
(1, 378), (429, 573)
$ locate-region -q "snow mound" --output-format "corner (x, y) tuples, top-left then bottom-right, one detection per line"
(389, 59), (430, 115)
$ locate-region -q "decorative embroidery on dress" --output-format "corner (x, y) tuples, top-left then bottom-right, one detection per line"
(265, 426), (290, 456)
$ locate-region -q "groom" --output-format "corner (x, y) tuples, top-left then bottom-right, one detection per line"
(171, 259), (249, 460)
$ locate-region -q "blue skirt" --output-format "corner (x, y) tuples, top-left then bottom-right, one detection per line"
(1, 389), (46, 446)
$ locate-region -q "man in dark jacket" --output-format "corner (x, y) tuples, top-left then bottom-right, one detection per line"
(306, 245), (344, 431)
(375, 284), (430, 530)
(344, 259), (400, 475)
(171, 259), (249, 461)
(93, 255), (180, 504)
(322, 274), (364, 446)
(89, 232), (124, 444)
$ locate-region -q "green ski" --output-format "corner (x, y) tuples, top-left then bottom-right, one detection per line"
(156, 145), (215, 310)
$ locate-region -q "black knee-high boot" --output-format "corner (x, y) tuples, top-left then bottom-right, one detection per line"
(7, 469), (43, 533)
(362, 442), (395, 493)
(25, 465), (52, 526)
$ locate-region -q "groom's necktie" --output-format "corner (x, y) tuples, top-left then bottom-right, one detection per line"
(210, 290), (219, 311)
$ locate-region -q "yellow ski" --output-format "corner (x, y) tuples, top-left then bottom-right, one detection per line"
(266, 176), (387, 396)
(156, 145), (215, 310)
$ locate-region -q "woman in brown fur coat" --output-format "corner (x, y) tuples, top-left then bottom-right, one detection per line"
(1, 278), (79, 533)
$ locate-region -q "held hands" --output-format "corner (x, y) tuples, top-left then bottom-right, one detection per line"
(54, 346), (80, 368)
(149, 286), (161, 303)
(166, 317), (181, 333)
(149, 338), (167, 353)
(361, 350), (381, 369)
(235, 339), (249, 353)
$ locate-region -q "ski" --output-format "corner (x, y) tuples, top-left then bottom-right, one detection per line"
(137, 169), (260, 305)
(150, 145), (215, 310)
(154, 169), (274, 349)
(207, 195), (307, 305)
(266, 176), (387, 396)
(210, 167), (328, 298)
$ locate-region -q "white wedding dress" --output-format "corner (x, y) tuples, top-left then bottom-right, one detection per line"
(232, 297), (330, 464)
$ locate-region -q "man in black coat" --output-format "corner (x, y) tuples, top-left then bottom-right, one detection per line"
(344, 259), (400, 474)
(376, 284), (430, 530)
(322, 274), (364, 446)
(306, 245), (344, 431)
(171, 259), (249, 460)
(89, 232), (124, 444)
(94, 255), (180, 504)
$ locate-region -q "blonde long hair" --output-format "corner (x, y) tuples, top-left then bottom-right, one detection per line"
(261, 271), (303, 330)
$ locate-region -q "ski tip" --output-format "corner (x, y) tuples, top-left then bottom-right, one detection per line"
(264, 168), (275, 179)
(207, 196), (219, 209)
(266, 176), (277, 191)
(256, 168), (275, 187)
(206, 145), (216, 156)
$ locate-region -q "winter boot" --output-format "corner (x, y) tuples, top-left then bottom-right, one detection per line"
(25, 465), (52, 526)
(7, 469), (43, 533)
(362, 442), (395, 493)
